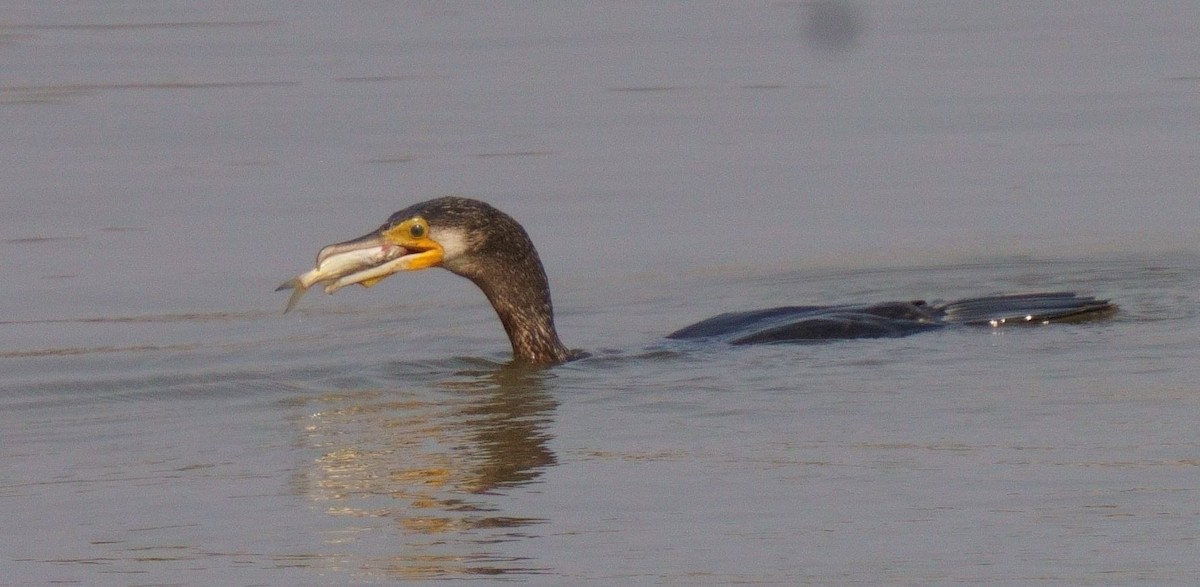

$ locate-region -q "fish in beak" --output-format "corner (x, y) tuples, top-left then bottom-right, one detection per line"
(276, 214), (447, 313)
(275, 233), (406, 313)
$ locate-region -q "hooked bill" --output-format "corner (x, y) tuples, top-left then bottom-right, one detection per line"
(277, 244), (405, 313)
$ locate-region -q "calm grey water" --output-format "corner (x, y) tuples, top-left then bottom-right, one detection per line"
(3, 2), (1200, 585)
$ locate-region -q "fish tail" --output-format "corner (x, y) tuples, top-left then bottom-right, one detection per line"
(277, 278), (309, 314)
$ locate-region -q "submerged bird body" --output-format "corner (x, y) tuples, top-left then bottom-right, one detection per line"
(667, 293), (1113, 344)
(280, 197), (1115, 365)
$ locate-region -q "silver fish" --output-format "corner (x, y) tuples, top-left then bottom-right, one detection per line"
(277, 242), (404, 313)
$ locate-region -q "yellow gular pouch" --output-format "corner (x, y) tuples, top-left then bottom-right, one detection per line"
(381, 216), (445, 274)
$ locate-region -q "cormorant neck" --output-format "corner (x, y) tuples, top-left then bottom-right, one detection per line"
(429, 197), (573, 365)
(468, 264), (571, 362)
(469, 262), (572, 366)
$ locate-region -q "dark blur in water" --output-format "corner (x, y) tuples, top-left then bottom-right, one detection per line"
(3, 2), (1199, 585)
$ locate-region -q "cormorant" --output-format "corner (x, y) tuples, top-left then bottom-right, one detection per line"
(278, 197), (1115, 365)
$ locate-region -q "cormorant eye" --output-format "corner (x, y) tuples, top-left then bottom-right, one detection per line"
(409, 223), (425, 238)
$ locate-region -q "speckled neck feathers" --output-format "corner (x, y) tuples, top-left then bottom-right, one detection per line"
(399, 197), (572, 365)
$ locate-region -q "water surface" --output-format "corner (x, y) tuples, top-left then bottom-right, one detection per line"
(3, 2), (1199, 585)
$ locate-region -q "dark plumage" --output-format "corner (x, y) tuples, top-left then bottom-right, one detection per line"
(281, 197), (1116, 366)
(387, 197), (575, 365)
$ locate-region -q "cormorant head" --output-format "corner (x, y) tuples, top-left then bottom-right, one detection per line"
(314, 196), (536, 294)
(280, 196), (571, 364)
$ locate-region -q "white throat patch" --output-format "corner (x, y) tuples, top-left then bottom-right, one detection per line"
(434, 227), (471, 264)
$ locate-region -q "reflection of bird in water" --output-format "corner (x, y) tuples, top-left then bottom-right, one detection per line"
(279, 197), (1115, 365)
(295, 367), (558, 578)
